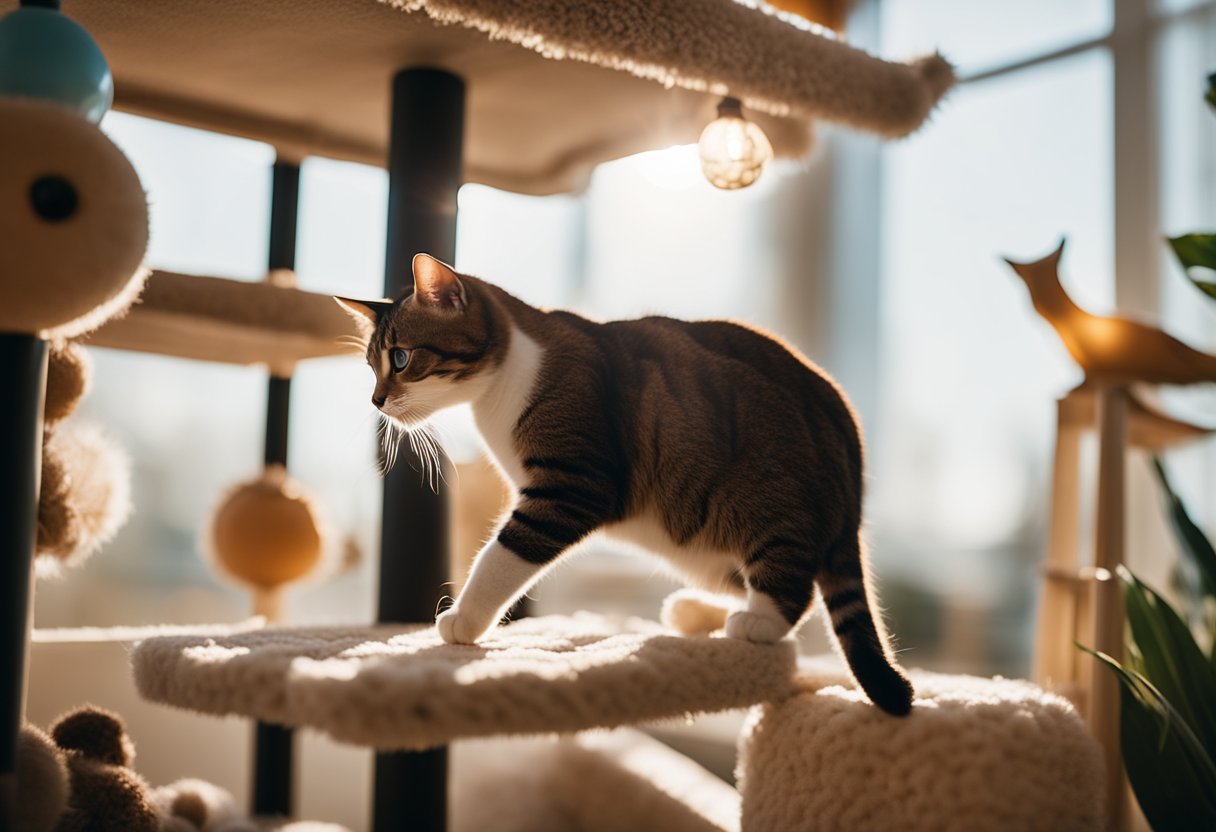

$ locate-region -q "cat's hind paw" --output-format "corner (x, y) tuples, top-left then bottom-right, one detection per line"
(436, 607), (491, 645)
(725, 610), (789, 644)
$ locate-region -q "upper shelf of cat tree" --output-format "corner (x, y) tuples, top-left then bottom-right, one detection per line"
(83, 270), (360, 372)
(43, 0), (952, 195)
(130, 614), (796, 750)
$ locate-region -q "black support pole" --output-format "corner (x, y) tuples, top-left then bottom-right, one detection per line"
(373, 67), (464, 832)
(251, 160), (300, 820)
(0, 333), (48, 828)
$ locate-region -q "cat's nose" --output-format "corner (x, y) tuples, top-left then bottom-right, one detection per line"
(372, 394), (387, 408)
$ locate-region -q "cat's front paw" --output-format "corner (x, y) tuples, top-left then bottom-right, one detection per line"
(436, 607), (492, 645)
(725, 610), (789, 644)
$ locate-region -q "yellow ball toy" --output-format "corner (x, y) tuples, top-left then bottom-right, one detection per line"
(207, 465), (326, 620)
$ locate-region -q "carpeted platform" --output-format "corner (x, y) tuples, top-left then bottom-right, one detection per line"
(738, 669), (1105, 831)
(131, 614), (796, 751)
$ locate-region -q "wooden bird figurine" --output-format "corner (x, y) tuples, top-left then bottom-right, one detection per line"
(1006, 239), (1216, 386)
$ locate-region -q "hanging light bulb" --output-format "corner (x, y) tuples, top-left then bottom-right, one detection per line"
(698, 97), (773, 190)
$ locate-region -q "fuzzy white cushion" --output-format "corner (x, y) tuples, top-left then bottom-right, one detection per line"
(737, 665), (1105, 832)
(131, 614), (795, 750)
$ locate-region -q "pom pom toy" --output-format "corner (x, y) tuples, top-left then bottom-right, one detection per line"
(206, 464), (328, 620)
(35, 342), (132, 574)
(43, 341), (92, 425)
(15, 706), (353, 832)
(154, 778), (241, 832)
(14, 723), (70, 832)
(49, 706), (160, 832)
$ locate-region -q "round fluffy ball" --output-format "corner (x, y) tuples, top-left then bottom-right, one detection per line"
(16, 724), (70, 832)
(153, 778), (240, 831)
(51, 706), (134, 767)
(36, 423), (131, 571)
(0, 97), (148, 337)
(61, 757), (159, 832)
(44, 341), (92, 425)
(208, 464), (325, 590)
(37, 438), (79, 561)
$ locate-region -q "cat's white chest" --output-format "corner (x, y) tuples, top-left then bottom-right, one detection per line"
(472, 326), (544, 489)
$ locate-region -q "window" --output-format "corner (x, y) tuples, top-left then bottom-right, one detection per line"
(872, 0), (1216, 674)
(873, 28), (1113, 674)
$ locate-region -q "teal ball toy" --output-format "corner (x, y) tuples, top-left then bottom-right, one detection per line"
(0, 6), (113, 122)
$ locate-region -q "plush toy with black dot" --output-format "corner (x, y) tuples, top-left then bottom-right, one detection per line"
(0, 97), (149, 339)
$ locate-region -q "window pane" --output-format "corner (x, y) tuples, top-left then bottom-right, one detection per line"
(882, 0), (1111, 75)
(582, 146), (794, 328)
(875, 49), (1114, 673)
(296, 157), (387, 299)
(1158, 6), (1216, 353)
(1156, 6), (1216, 558)
(102, 113), (273, 279)
(456, 184), (584, 308)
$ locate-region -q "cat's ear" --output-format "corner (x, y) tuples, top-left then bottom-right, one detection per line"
(334, 296), (392, 338)
(412, 253), (466, 312)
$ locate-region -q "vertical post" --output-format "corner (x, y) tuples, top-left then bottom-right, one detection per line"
(0, 333), (48, 828)
(374, 67), (464, 832)
(251, 159), (300, 820)
(1033, 392), (1084, 693)
(1090, 384), (1128, 831)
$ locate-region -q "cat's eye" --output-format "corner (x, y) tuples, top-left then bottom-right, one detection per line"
(390, 347), (411, 372)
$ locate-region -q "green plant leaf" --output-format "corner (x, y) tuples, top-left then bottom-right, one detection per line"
(1082, 646), (1216, 831)
(1120, 567), (1216, 757)
(1167, 234), (1216, 300)
(1152, 458), (1216, 601)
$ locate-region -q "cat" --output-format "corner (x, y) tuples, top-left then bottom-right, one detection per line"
(337, 254), (914, 715)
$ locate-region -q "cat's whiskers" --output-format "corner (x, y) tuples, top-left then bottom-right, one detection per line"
(372, 401), (452, 491)
(398, 420), (443, 492)
(417, 422), (450, 492)
(376, 415), (408, 476)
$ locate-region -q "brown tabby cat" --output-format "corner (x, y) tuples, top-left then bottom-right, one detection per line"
(337, 254), (914, 715)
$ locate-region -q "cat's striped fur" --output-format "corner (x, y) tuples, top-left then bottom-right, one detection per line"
(337, 254), (914, 715)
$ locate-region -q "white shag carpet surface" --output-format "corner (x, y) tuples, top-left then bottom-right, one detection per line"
(131, 614), (795, 751)
(738, 667), (1105, 832)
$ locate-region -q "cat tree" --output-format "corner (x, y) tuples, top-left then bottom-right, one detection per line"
(0, 1), (972, 830)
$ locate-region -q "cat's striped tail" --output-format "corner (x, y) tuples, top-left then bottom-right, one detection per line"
(819, 535), (914, 716)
